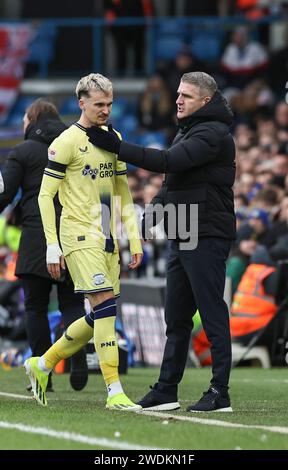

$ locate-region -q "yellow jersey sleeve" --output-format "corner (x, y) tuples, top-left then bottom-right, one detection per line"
(38, 133), (73, 246)
(115, 169), (142, 255)
(115, 158), (128, 177)
(114, 130), (142, 253)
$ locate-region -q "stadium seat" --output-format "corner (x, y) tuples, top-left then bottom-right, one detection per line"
(5, 96), (40, 126)
(232, 343), (271, 368)
(138, 131), (167, 148)
(60, 96), (79, 116)
(155, 18), (188, 61)
(190, 30), (223, 62)
(111, 98), (130, 120)
(157, 19), (185, 35)
(155, 37), (185, 61)
(116, 114), (138, 140)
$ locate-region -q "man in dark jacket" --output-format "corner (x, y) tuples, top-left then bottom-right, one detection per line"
(0, 98), (88, 391)
(87, 72), (236, 412)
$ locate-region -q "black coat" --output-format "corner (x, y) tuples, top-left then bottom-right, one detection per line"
(0, 115), (66, 278)
(120, 91), (236, 240)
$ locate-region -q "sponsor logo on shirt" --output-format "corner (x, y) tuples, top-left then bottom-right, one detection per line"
(82, 164), (98, 180)
(93, 273), (105, 285)
(82, 162), (115, 179)
(99, 162), (114, 178)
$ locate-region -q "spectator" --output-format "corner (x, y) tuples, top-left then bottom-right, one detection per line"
(158, 46), (204, 102)
(221, 26), (269, 89)
(236, 207), (271, 246)
(271, 147), (288, 188)
(274, 102), (288, 132)
(104, 0), (154, 75)
(137, 75), (175, 143)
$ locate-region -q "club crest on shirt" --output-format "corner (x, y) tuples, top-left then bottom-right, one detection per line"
(93, 273), (105, 285)
(48, 149), (57, 160)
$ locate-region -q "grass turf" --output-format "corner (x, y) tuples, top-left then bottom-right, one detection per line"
(0, 366), (287, 450)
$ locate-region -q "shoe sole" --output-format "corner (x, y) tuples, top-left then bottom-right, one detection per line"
(106, 404), (142, 411)
(141, 402), (180, 411)
(188, 406), (233, 413)
(23, 361), (47, 407)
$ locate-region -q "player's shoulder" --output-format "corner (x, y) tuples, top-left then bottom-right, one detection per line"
(51, 125), (78, 146)
(61, 124), (80, 139)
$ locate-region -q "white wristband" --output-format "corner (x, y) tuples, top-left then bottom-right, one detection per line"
(0, 170), (4, 193)
(46, 243), (63, 264)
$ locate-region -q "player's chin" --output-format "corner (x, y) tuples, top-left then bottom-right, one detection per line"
(98, 117), (108, 124)
(93, 119), (107, 127)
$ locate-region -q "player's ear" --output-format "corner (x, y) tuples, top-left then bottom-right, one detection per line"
(79, 98), (85, 111)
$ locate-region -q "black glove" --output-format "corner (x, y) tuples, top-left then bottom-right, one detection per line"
(86, 124), (121, 154)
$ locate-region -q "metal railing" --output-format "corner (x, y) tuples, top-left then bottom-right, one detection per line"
(0, 14), (282, 78)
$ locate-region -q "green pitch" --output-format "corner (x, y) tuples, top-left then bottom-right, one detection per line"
(0, 367), (287, 450)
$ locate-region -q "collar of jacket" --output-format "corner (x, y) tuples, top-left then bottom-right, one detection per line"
(24, 113), (66, 144)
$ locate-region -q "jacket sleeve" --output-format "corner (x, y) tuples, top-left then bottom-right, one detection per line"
(115, 166), (143, 255)
(0, 148), (24, 212)
(119, 125), (224, 173)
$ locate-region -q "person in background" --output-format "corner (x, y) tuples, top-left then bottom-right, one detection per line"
(221, 26), (269, 89)
(104, 0), (154, 75)
(137, 75), (175, 143)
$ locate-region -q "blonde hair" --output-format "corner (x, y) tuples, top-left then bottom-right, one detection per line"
(75, 73), (113, 99)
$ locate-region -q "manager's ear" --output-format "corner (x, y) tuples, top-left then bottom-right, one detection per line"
(203, 96), (211, 105)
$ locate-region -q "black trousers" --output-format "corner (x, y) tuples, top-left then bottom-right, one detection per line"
(157, 238), (232, 396)
(22, 275), (85, 356)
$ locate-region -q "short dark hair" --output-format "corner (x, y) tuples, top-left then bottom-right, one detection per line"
(181, 71), (218, 97)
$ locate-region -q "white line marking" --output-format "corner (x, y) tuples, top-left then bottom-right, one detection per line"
(0, 421), (166, 450)
(235, 379), (288, 384)
(0, 391), (88, 402)
(1, 391), (287, 437)
(0, 391), (32, 400)
(141, 411), (288, 435)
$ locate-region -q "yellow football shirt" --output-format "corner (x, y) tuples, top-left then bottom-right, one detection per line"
(38, 123), (142, 256)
